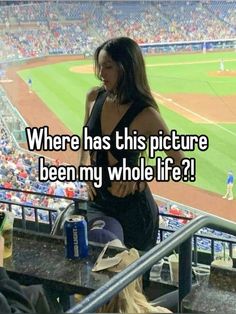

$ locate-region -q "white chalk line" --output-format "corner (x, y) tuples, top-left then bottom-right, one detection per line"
(147, 58), (236, 67)
(152, 91), (236, 138)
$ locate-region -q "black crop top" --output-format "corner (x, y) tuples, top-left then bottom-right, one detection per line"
(86, 90), (145, 188)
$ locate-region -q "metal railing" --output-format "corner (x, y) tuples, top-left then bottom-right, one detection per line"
(1, 187), (235, 259)
(153, 193), (206, 216)
(1, 187), (236, 311)
(159, 223), (236, 264)
(0, 187), (87, 231)
(67, 215), (236, 313)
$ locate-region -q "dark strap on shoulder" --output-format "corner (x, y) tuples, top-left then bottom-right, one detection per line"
(110, 102), (144, 138)
(109, 103), (145, 162)
(96, 100), (146, 187)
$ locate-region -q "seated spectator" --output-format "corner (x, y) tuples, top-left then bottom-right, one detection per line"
(16, 159), (24, 170)
(88, 216), (125, 248)
(168, 204), (183, 217)
(28, 169), (37, 182)
(22, 154), (32, 166)
(2, 142), (13, 155)
(18, 168), (28, 179)
(64, 182), (75, 198)
(3, 178), (12, 190)
(54, 182), (65, 197)
(168, 204), (186, 224)
(0, 236), (62, 313)
(0, 165), (8, 177)
(93, 245), (171, 313)
(47, 183), (56, 195)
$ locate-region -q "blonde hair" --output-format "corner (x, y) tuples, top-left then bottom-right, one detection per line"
(95, 247), (171, 313)
(97, 275), (170, 313)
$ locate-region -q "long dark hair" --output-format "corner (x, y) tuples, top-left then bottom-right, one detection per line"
(94, 37), (158, 110)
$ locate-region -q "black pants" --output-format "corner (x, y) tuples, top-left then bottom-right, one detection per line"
(88, 185), (159, 251)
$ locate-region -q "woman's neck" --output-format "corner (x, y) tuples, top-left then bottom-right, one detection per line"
(106, 90), (117, 103)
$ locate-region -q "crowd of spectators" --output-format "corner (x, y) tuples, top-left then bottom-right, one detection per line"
(0, 1), (235, 61)
(0, 89), (27, 144)
(0, 1), (59, 24)
(158, 203), (236, 253)
(0, 117), (88, 223)
(158, 1), (235, 41)
(207, 0), (236, 26)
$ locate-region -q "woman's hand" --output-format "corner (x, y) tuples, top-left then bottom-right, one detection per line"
(108, 181), (138, 198)
(0, 236), (4, 267)
(86, 182), (97, 201)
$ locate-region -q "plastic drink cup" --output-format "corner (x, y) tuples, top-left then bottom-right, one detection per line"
(193, 266), (210, 285)
(169, 253), (179, 283)
(150, 259), (164, 281)
(2, 212), (14, 259)
(211, 257), (233, 268)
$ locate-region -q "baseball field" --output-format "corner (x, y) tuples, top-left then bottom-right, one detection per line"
(17, 51), (236, 196)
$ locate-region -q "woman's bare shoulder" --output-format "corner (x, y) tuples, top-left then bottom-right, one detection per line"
(86, 86), (102, 103)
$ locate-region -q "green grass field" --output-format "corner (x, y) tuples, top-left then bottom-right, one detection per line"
(18, 51), (236, 196)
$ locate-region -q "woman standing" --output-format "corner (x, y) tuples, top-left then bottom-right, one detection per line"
(79, 37), (184, 251)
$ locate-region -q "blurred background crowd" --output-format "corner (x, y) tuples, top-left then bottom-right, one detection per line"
(0, 1), (235, 61)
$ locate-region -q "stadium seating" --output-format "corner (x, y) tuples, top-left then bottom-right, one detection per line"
(0, 1), (235, 61)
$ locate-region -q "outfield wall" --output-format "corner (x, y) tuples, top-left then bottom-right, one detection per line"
(0, 54), (85, 67)
(140, 38), (236, 54)
(1, 39), (236, 66)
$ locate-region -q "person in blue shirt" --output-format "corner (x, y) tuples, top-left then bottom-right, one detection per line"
(222, 171), (234, 200)
(54, 182), (65, 197)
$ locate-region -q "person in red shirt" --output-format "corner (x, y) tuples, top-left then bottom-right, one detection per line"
(65, 182), (75, 198)
(3, 180), (12, 190)
(168, 204), (183, 217)
(18, 168), (28, 179)
(47, 183), (56, 195)
(168, 204), (186, 224)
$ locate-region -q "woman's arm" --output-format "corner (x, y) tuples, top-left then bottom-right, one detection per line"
(78, 86), (102, 200)
(78, 86), (101, 167)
